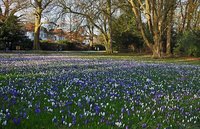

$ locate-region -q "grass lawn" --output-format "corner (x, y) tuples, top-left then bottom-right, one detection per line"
(0, 51), (199, 129)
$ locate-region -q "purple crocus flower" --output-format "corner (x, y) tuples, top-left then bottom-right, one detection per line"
(13, 118), (21, 125)
(142, 123), (147, 128)
(72, 116), (76, 125)
(23, 112), (27, 118)
(85, 119), (89, 124)
(156, 123), (162, 129)
(52, 117), (57, 123)
(127, 110), (130, 116)
(35, 108), (41, 114)
(79, 114), (83, 118)
(6, 112), (11, 119)
(94, 105), (100, 114)
(121, 108), (125, 113)
(65, 101), (73, 106)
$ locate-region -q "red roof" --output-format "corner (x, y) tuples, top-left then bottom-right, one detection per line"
(24, 23), (34, 31)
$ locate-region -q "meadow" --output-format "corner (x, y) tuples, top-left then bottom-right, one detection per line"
(0, 53), (199, 129)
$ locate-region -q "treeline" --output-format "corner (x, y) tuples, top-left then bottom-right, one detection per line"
(0, 0), (199, 57)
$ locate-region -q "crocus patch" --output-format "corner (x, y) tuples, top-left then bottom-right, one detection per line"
(0, 54), (199, 128)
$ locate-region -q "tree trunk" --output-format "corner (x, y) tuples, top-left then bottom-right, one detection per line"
(33, 25), (40, 50)
(166, 22), (172, 56)
(152, 45), (161, 58)
(166, 7), (175, 56)
(89, 35), (93, 48)
(105, 41), (113, 54)
(106, 0), (113, 54)
(89, 40), (93, 47)
(152, 34), (162, 58)
(33, 9), (42, 50)
(102, 33), (112, 54)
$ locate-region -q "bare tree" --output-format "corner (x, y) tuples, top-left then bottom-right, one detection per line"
(128, 0), (176, 57)
(166, 7), (174, 56)
(30, 0), (54, 50)
(176, 0), (200, 33)
(0, 0), (28, 17)
(58, 0), (118, 53)
(84, 19), (94, 48)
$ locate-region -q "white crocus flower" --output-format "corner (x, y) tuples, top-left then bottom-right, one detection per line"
(2, 120), (7, 126)
(115, 122), (122, 127)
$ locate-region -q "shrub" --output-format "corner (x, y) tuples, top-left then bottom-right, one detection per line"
(40, 41), (89, 51)
(93, 44), (106, 51)
(174, 30), (200, 57)
(19, 39), (33, 50)
(40, 42), (68, 51)
(57, 40), (69, 44)
(40, 40), (49, 44)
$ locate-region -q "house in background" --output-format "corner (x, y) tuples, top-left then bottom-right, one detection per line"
(24, 23), (48, 41)
(24, 23), (34, 40)
(49, 27), (86, 43)
(24, 23), (87, 43)
(49, 28), (65, 41)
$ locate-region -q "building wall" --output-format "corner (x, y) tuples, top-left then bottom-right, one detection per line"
(55, 35), (65, 41)
(40, 31), (48, 40)
(26, 32), (34, 41)
(26, 30), (48, 41)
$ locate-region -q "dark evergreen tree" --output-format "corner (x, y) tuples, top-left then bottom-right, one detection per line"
(0, 14), (31, 50)
(112, 10), (143, 52)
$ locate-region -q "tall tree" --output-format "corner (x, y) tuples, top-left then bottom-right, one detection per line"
(128, 0), (176, 57)
(166, 3), (176, 56)
(30, 0), (54, 50)
(84, 19), (94, 48)
(58, 0), (118, 54)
